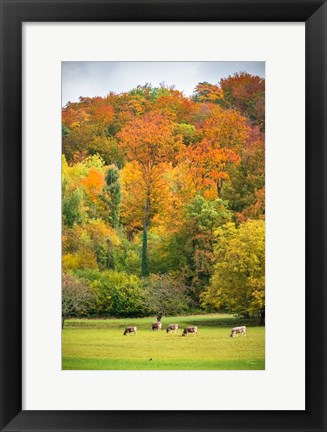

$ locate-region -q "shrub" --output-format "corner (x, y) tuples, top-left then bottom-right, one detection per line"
(143, 273), (190, 317)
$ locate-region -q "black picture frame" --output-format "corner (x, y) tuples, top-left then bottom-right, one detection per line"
(0, 1), (326, 431)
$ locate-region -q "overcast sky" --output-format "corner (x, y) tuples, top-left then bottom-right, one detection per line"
(62, 61), (265, 106)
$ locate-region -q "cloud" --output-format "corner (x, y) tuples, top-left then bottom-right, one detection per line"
(62, 61), (265, 106)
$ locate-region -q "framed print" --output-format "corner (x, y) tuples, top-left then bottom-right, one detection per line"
(60, 60), (266, 372)
(0, 0), (326, 431)
(24, 23), (305, 410)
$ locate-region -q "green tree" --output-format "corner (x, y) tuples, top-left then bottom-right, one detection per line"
(185, 195), (232, 303)
(72, 269), (146, 317)
(62, 124), (69, 138)
(173, 123), (198, 145)
(62, 188), (83, 227)
(201, 220), (265, 319)
(104, 165), (121, 228)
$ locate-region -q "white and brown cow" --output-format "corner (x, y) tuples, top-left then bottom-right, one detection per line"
(182, 326), (198, 336)
(123, 326), (137, 335)
(152, 321), (162, 331)
(230, 326), (246, 337)
(166, 324), (179, 334)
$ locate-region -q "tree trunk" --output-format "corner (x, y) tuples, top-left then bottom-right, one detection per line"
(142, 220), (148, 276)
(217, 178), (224, 197)
(259, 309), (265, 326)
(142, 188), (151, 277)
(107, 240), (113, 269)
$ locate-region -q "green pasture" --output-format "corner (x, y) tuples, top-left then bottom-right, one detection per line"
(62, 314), (265, 370)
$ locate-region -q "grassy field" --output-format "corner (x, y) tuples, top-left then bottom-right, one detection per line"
(62, 314), (265, 370)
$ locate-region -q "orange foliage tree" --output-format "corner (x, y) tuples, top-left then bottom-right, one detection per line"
(118, 113), (183, 275)
(220, 72), (265, 130)
(82, 168), (105, 218)
(186, 139), (240, 198)
(194, 82), (224, 103)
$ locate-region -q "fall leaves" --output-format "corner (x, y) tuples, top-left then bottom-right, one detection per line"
(62, 74), (265, 318)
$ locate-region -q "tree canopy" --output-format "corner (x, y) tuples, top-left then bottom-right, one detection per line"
(62, 74), (265, 320)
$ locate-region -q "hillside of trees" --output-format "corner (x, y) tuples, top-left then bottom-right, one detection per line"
(62, 72), (265, 325)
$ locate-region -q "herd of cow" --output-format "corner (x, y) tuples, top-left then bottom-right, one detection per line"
(123, 321), (247, 338)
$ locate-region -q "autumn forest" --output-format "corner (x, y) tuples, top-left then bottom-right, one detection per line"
(62, 72), (265, 327)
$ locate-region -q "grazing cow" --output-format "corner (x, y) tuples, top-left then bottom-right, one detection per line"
(230, 326), (246, 337)
(182, 326), (198, 336)
(166, 324), (179, 333)
(152, 321), (162, 331)
(123, 326), (137, 336)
